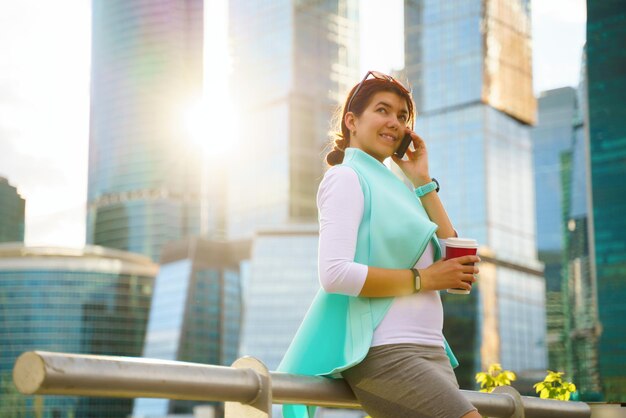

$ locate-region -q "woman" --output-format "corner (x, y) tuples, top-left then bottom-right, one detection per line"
(278, 71), (482, 418)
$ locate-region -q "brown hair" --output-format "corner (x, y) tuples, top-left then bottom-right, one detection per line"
(325, 78), (415, 166)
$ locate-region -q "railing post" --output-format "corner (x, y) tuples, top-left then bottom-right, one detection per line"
(492, 386), (525, 418)
(225, 356), (272, 418)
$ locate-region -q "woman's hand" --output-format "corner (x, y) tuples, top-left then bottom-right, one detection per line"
(418, 255), (481, 292)
(390, 128), (431, 187)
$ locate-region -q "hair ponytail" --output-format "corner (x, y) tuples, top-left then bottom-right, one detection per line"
(325, 136), (349, 166)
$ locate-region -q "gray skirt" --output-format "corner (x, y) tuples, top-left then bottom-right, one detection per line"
(341, 344), (477, 418)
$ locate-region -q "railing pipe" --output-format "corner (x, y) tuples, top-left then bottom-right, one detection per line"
(13, 351), (591, 418)
(13, 351), (259, 403)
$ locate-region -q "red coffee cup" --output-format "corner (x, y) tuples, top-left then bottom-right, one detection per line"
(445, 238), (478, 295)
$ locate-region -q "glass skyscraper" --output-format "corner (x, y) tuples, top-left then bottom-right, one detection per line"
(87, 0), (204, 261)
(133, 237), (247, 418)
(238, 224), (362, 418)
(239, 225), (319, 372)
(559, 70), (602, 398)
(227, 0), (359, 239)
(0, 244), (157, 418)
(531, 87), (578, 373)
(533, 88), (578, 250)
(405, 0), (546, 386)
(586, 0), (626, 401)
(0, 177), (25, 243)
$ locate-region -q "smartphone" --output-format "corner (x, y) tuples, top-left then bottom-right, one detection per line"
(394, 133), (413, 159)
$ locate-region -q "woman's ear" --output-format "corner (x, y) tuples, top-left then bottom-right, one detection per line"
(344, 111), (357, 132)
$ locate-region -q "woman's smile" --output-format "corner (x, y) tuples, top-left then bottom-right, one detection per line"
(379, 132), (398, 146)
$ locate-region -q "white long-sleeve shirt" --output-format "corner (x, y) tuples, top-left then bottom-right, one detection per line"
(318, 165), (445, 348)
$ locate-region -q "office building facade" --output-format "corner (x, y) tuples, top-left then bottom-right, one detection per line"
(227, 0), (359, 239)
(0, 177), (25, 243)
(405, 0), (546, 387)
(87, 0), (205, 261)
(133, 237), (248, 417)
(560, 86), (602, 399)
(585, 0), (626, 401)
(238, 224), (322, 417)
(0, 244), (157, 418)
(531, 87), (578, 373)
(239, 225), (319, 371)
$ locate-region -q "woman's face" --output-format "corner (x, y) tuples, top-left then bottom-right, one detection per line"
(347, 91), (410, 163)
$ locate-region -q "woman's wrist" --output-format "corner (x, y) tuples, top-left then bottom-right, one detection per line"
(412, 175), (432, 188)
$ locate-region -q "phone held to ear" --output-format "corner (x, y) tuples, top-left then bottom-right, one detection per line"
(394, 133), (413, 159)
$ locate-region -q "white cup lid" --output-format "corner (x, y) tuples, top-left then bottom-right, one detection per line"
(445, 237), (478, 248)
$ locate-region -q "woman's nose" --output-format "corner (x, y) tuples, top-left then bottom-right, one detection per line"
(387, 116), (402, 128)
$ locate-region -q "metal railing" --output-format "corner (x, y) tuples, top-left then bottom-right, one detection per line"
(13, 351), (592, 418)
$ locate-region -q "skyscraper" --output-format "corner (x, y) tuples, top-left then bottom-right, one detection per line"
(0, 244), (157, 418)
(0, 177), (25, 243)
(531, 87), (578, 372)
(404, 0), (546, 386)
(238, 224), (363, 418)
(585, 0), (626, 401)
(227, 0), (360, 239)
(239, 224), (319, 372)
(133, 237), (248, 417)
(87, 0), (204, 261)
(559, 67), (602, 398)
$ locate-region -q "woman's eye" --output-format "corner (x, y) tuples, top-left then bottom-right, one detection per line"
(398, 115), (407, 122)
(376, 108), (387, 113)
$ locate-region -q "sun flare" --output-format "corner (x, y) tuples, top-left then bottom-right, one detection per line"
(183, 0), (237, 159)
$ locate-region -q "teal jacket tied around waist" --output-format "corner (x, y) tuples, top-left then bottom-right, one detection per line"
(277, 147), (459, 418)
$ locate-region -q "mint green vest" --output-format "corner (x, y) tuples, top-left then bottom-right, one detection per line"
(277, 148), (458, 418)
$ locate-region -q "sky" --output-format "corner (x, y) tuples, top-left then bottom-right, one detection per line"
(0, 0), (586, 249)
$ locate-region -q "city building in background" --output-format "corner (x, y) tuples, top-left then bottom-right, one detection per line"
(238, 224), (319, 417)
(227, 0), (360, 239)
(133, 237), (249, 418)
(0, 177), (25, 243)
(404, 0), (546, 387)
(0, 244), (157, 418)
(531, 87), (578, 373)
(239, 224), (318, 370)
(585, 0), (626, 401)
(87, 0), (205, 261)
(559, 53), (602, 399)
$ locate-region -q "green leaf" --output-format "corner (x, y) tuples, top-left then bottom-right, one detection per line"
(504, 371), (517, 381)
(489, 364), (503, 374)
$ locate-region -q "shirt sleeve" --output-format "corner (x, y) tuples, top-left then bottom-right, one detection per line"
(317, 165), (368, 296)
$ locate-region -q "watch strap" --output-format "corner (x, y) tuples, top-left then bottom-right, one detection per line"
(415, 180), (437, 197)
(411, 268), (421, 292)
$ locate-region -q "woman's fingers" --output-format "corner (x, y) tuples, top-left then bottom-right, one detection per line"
(452, 255), (481, 265)
(461, 265), (479, 274)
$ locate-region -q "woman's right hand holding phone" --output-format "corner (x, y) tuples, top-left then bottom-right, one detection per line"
(417, 255), (480, 292)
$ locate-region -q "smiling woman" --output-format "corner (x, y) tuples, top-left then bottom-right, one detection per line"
(277, 72), (480, 418)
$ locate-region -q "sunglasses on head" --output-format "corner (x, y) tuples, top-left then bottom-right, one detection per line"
(347, 70), (411, 112)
